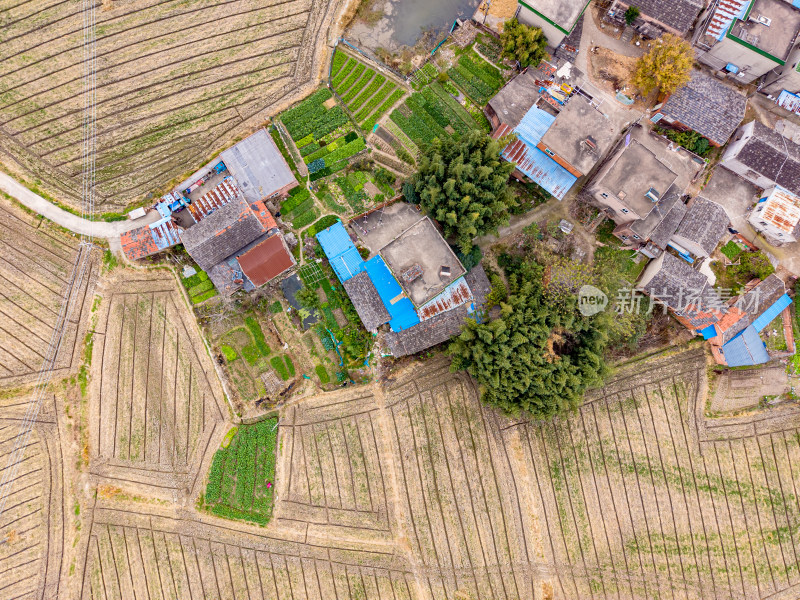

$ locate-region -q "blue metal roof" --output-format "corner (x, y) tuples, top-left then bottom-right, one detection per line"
(316, 222), (364, 282)
(364, 256), (420, 332)
(504, 105), (578, 200)
(515, 105), (555, 146)
(751, 293), (792, 333)
(722, 325), (769, 367)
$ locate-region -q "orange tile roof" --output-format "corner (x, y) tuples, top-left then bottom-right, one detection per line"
(250, 200), (278, 231)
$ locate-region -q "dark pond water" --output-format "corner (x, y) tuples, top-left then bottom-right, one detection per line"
(386, 0), (481, 46)
(349, 0), (481, 51)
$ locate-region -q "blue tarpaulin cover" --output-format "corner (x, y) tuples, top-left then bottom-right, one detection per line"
(364, 256), (420, 332)
(698, 324), (718, 339)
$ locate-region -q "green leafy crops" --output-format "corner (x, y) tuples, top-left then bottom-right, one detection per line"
(203, 419), (278, 526)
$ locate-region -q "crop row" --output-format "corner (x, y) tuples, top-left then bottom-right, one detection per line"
(348, 74), (386, 112)
(354, 84), (396, 123)
(309, 159), (349, 182)
(389, 90), (467, 146)
(335, 63), (366, 96)
(428, 82), (476, 129)
(331, 49), (349, 78)
(384, 119), (419, 155)
(341, 70), (375, 104)
(361, 88), (405, 131)
(304, 131), (359, 164)
(411, 62), (439, 90)
(288, 104), (349, 143)
(416, 89), (471, 136)
(447, 53), (503, 105)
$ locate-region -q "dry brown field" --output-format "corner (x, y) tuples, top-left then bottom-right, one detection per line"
(0, 196), (97, 390)
(0, 0), (342, 211)
(0, 394), (64, 600)
(5, 280), (800, 600)
(87, 269), (229, 497)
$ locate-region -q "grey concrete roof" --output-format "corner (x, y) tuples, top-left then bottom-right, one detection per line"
(600, 139), (678, 218)
(343, 272), (390, 332)
(487, 70), (540, 129)
(732, 121), (800, 194)
(674, 197), (729, 255)
(180, 195), (266, 271)
(631, 185), (686, 246)
(379, 217), (466, 307)
(220, 128), (296, 202)
(662, 71), (746, 146)
(622, 0), (703, 34)
(728, 0), (800, 62)
(523, 0), (589, 29)
(540, 95), (619, 175)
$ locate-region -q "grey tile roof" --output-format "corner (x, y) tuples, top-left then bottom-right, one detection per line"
(733, 122), (800, 194)
(674, 197), (729, 255)
(343, 272), (391, 332)
(386, 305), (470, 357)
(641, 253), (724, 328)
(734, 273), (786, 316)
(630, 185), (685, 245)
(180, 195), (266, 271)
(662, 72), (747, 146)
(626, 0), (704, 33)
(385, 265), (491, 357)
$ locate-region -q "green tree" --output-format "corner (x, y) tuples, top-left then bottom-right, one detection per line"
(625, 5), (640, 25)
(499, 18), (549, 68)
(411, 131), (517, 252)
(632, 33), (694, 95)
(449, 260), (608, 418)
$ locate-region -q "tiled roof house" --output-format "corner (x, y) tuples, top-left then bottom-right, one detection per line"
(654, 71), (747, 146)
(721, 121), (800, 195)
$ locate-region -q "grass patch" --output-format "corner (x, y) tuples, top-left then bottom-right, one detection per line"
(202, 419), (278, 526)
(269, 300), (283, 314)
(721, 240), (743, 261)
(596, 219), (621, 246)
(241, 345), (260, 366)
(102, 250), (118, 273)
(221, 427), (238, 448)
(191, 289), (218, 304)
(270, 355), (294, 380)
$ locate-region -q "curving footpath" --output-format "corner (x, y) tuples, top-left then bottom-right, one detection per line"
(0, 171), (159, 239)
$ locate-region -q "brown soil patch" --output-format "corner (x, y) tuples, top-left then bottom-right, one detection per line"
(587, 47), (657, 110)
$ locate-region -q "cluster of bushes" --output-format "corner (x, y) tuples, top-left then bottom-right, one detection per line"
(305, 215), (341, 238)
(447, 53), (503, 104)
(203, 419), (278, 526)
(654, 127), (711, 157)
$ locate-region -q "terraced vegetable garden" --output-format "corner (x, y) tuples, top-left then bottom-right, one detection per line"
(279, 186), (319, 230)
(181, 268), (219, 304)
(447, 50), (504, 105)
(389, 82), (478, 147)
(279, 87), (369, 183)
(202, 418), (278, 525)
(331, 48), (406, 132)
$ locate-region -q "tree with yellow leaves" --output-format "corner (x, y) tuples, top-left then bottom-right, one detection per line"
(632, 33), (694, 95)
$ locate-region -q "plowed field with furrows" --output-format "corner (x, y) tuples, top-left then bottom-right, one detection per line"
(0, 0), (340, 210)
(0, 196), (97, 389)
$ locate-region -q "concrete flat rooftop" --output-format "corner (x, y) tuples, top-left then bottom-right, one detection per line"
(600, 140), (678, 217)
(523, 0), (588, 29)
(379, 217), (466, 307)
(540, 95), (620, 175)
(351, 201), (425, 254)
(729, 0), (800, 62)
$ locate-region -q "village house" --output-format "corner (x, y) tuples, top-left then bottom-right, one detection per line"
(605, 0), (704, 39)
(488, 60), (625, 200)
(721, 120), (800, 195)
(586, 124), (704, 254)
(652, 70), (747, 146)
(121, 128), (297, 292)
(696, 0), (800, 85)
(749, 186), (800, 245)
(515, 0), (590, 46)
(315, 202), (491, 357)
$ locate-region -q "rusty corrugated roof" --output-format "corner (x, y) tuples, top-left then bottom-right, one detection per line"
(761, 188), (800, 233)
(237, 234), (295, 287)
(417, 277), (472, 321)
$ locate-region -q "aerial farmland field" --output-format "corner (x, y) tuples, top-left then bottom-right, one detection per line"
(0, 0), (344, 212)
